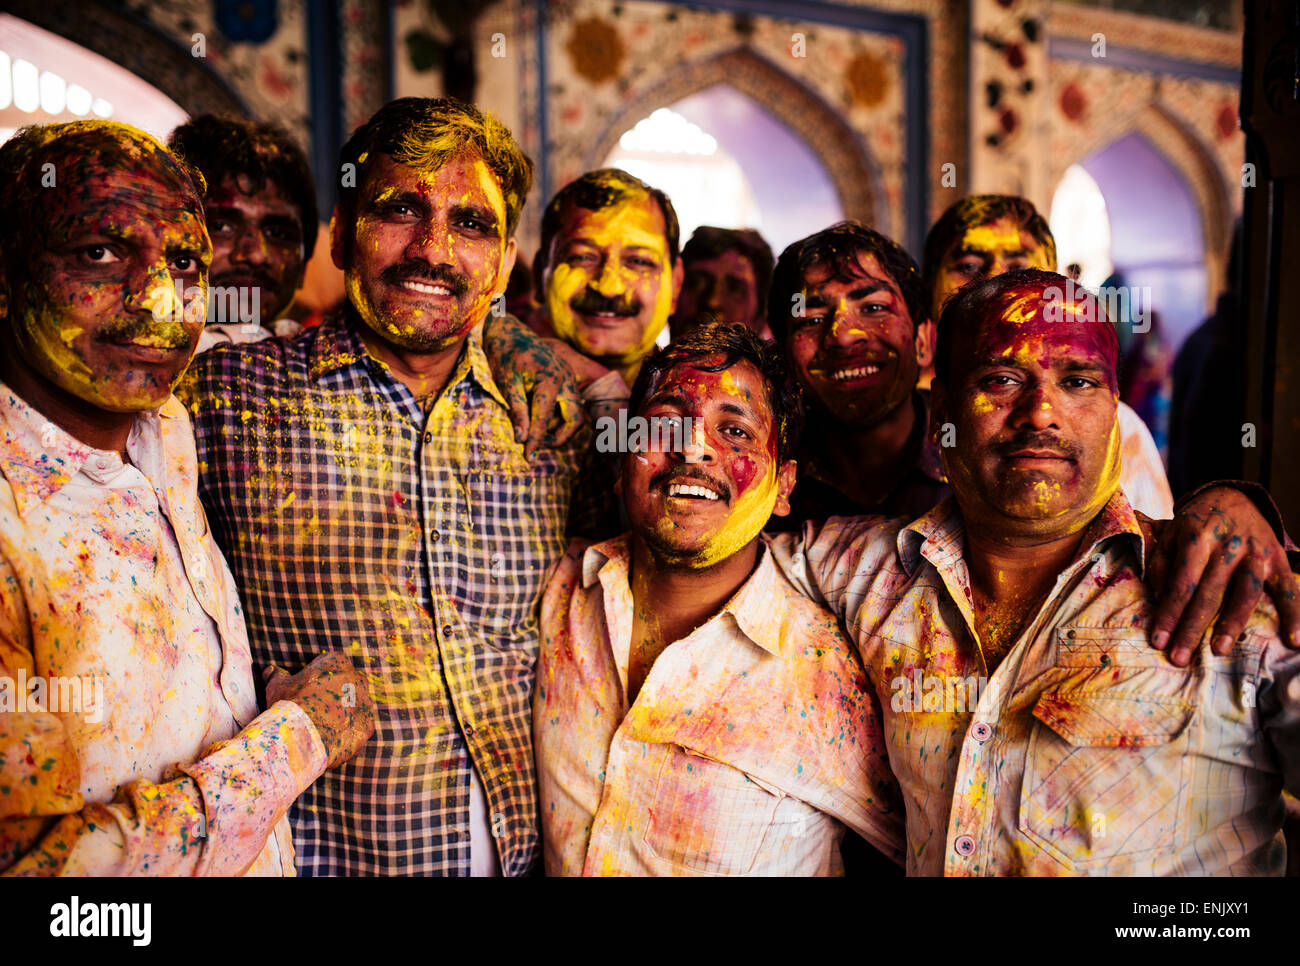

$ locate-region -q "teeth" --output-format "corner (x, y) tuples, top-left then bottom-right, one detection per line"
(667, 482), (720, 501)
(400, 280), (451, 295)
(833, 365), (881, 381)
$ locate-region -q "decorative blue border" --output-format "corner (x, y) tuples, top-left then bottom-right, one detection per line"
(306, 0), (343, 215)
(532, 0), (930, 252)
(1048, 36), (1241, 85)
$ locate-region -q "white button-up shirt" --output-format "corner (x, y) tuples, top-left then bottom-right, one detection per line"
(0, 385), (326, 875)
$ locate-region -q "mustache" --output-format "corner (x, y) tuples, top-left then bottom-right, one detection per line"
(95, 315), (192, 351)
(212, 269), (277, 291)
(381, 262), (469, 296)
(571, 289), (641, 317)
(649, 465), (732, 504)
(994, 431), (1079, 461)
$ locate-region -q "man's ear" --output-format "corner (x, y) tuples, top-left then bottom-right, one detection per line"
(329, 207), (347, 271)
(769, 459), (798, 517)
(914, 318), (936, 368)
(669, 256), (685, 312)
(494, 237), (518, 300)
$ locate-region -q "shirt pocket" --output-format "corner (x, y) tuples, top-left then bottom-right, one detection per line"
(642, 746), (782, 876)
(1019, 630), (1199, 871)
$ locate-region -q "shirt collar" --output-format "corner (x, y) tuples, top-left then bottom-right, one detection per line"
(0, 382), (176, 515)
(581, 534), (785, 658)
(307, 309), (506, 408)
(898, 489), (1146, 578)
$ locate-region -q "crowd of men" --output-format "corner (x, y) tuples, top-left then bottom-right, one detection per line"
(1, 97), (1298, 877)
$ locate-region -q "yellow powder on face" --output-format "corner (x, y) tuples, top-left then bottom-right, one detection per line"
(546, 199), (673, 366)
(684, 458), (780, 569)
(961, 223), (1023, 254)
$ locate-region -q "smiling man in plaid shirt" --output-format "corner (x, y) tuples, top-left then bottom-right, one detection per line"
(180, 98), (584, 876)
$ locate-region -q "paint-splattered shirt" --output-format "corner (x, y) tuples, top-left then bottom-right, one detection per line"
(768, 494), (1300, 875)
(0, 386), (327, 875)
(534, 535), (905, 876)
(182, 311), (581, 876)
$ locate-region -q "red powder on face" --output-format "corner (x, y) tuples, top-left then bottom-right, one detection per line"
(731, 454), (758, 495)
(965, 280), (1119, 392)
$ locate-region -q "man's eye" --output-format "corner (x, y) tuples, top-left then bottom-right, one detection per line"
(627, 256), (657, 270)
(457, 217), (489, 233)
(859, 301), (889, 314)
(721, 425), (752, 440)
(981, 374), (1019, 389)
(265, 225), (300, 243)
(566, 252), (597, 266)
(209, 219), (236, 236)
(172, 255), (202, 273)
(954, 260), (983, 278)
(79, 245), (119, 265)
(1062, 376), (1096, 390)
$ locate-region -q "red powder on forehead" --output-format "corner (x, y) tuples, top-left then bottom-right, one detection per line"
(968, 279), (1119, 383)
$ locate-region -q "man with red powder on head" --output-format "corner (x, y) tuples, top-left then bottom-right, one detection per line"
(919, 194), (1174, 518)
(534, 323), (904, 875)
(770, 269), (1300, 875)
(0, 120), (373, 875)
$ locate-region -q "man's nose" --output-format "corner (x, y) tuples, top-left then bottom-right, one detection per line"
(404, 221), (455, 265)
(1010, 381), (1061, 429)
(593, 257), (626, 298)
(824, 301), (866, 350)
(126, 260), (178, 319)
(231, 226), (269, 267)
(679, 418), (717, 465)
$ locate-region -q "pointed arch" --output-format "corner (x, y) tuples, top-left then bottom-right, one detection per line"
(7, 1), (250, 119)
(588, 47), (883, 236)
(1052, 102), (1232, 302)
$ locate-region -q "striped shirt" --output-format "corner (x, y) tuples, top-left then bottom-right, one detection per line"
(769, 494), (1300, 875)
(181, 311), (582, 875)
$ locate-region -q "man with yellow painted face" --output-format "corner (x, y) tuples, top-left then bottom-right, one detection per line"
(534, 323), (905, 875)
(534, 168), (684, 388)
(920, 195), (1174, 517)
(0, 121), (374, 875)
(180, 98), (586, 877)
(769, 270), (1300, 875)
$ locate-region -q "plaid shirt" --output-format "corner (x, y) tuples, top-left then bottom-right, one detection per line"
(769, 494), (1300, 875)
(180, 311), (582, 875)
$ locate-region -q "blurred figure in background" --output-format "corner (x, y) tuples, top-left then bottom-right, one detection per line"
(669, 226), (775, 341)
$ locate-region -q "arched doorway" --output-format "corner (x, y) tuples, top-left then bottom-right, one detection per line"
(1050, 130), (1214, 354)
(589, 48), (883, 245)
(0, 13), (190, 142)
(602, 84), (843, 255)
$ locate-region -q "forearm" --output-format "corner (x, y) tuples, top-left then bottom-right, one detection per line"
(1, 701), (326, 876)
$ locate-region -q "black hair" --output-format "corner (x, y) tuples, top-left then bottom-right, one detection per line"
(169, 114), (319, 257)
(766, 220), (923, 344)
(628, 321), (802, 464)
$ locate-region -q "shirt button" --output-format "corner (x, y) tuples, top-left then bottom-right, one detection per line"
(441, 624), (453, 635)
(464, 724), (475, 737)
(971, 721), (992, 742)
(424, 432), (433, 444)
(430, 530), (440, 542)
(954, 835), (976, 856)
